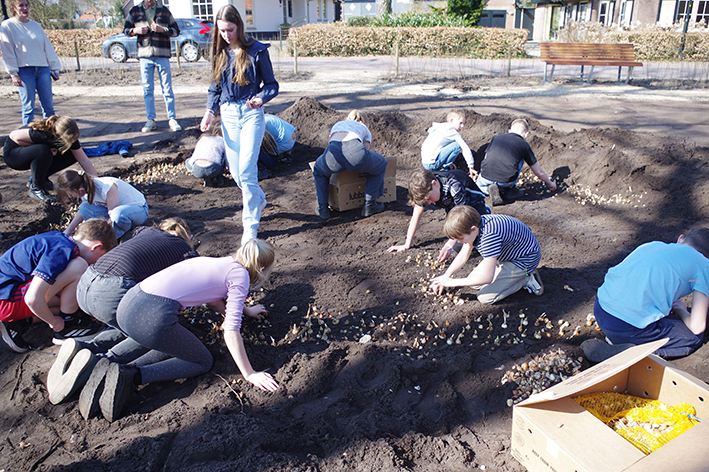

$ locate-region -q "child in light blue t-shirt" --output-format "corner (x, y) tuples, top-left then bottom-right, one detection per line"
(592, 227), (709, 360)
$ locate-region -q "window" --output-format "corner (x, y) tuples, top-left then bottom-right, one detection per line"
(245, 0), (253, 25)
(599, 1), (615, 25)
(675, 0), (691, 23)
(578, 2), (591, 22)
(191, 0), (213, 21)
(163, 0), (169, 7)
(697, 0), (709, 23)
(619, 0), (633, 25)
(288, 0), (293, 17)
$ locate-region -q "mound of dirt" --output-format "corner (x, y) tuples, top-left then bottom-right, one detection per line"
(1, 93), (709, 472)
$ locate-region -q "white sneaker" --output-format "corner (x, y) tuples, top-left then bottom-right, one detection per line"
(168, 119), (182, 132)
(141, 119), (156, 133)
(525, 269), (544, 296)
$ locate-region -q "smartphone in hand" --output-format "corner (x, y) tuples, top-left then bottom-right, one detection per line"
(50, 71), (59, 81)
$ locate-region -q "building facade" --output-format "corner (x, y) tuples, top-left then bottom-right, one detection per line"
(123, 0), (339, 36)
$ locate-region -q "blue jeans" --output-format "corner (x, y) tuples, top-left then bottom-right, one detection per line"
(313, 139), (387, 208)
(78, 201), (149, 239)
(17, 66), (55, 125)
(423, 142), (461, 171)
(117, 286), (213, 384)
(594, 298), (703, 358)
(220, 101), (266, 244)
(476, 160), (525, 196)
(139, 57), (176, 121)
(185, 159), (223, 179)
(76, 265), (149, 364)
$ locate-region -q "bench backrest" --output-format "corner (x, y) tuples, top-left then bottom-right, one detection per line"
(540, 43), (637, 61)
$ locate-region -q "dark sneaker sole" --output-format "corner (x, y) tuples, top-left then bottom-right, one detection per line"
(99, 363), (135, 422)
(80, 357), (110, 420)
(48, 349), (97, 405)
(488, 184), (504, 207)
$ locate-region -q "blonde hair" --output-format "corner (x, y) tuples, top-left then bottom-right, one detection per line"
(347, 110), (365, 123)
(210, 5), (254, 86)
(407, 169), (435, 206)
(234, 239), (275, 289)
(510, 118), (529, 135)
(30, 116), (80, 154)
(55, 169), (96, 208)
(158, 217), (192, 245)
(74, 218), (117, 251)
(444, 205), (481, 241)
(446, 110), (465, 122)
(261, 130), (278, 155)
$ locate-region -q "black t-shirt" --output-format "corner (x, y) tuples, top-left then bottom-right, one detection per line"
(480, 133), (536, 184)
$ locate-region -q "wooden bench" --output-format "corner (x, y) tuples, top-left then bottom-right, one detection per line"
(540, 42), (643, 84)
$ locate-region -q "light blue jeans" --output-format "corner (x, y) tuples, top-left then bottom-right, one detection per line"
(17, 66), (55, 125)
(221, 101), (266, 245)
(476, 160), (525, 196)
(78, 202), (149, 239)
(423, 141), (461, 171)
(139, 57), (176, 121)
(185, 159), (224, 179)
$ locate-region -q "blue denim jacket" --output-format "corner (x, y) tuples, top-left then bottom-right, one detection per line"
(206, 41), (278, 113)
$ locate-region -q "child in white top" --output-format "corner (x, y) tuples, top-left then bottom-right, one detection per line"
(312, 110), (388, 219)
(56, 169), (149, 239)
(421, 110), (475, 177)
(186, 122), (226, 187)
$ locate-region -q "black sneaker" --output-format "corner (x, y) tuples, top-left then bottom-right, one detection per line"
(0, 320), (31, 353)
(501, 186), (525, 201)
(28, 186), (56, 203)
(53, 316), (105, 345)
(361, 201), (384, 217)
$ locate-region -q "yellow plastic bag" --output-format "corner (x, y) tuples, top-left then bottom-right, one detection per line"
(574, 392), (699, 455)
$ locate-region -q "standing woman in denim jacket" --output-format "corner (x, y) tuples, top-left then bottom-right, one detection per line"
(201, 5), (278, 246)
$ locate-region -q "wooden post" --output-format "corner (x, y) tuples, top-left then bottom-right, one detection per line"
(507, 45), (511, 77)
(175, 39), (181, 68)
(293, 42), (298, 74)
(74, 40), (81, 71)
(394, 40), (399, 77)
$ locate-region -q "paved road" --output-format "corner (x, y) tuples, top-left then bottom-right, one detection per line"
(2, 54), (709, 147)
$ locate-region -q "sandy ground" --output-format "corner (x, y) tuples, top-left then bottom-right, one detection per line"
(1, 64), (709, 472)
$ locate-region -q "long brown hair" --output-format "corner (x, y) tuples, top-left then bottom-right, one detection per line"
(29, 116), (80, 154)
(210, 5), (254, 86)
(55, 169), (96, 208)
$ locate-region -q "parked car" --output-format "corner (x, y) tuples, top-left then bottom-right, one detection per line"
(102, 18), (212, 63)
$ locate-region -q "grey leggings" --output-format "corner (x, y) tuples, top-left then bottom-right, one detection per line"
(116, 285), (213, 384)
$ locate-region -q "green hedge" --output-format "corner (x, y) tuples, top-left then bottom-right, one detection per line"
(609, 31), (709, 61)
(287, 24), (528, 58)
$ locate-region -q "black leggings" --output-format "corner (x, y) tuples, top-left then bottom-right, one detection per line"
(3, 139), (77, 187)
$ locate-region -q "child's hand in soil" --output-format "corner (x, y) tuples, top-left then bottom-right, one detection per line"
(244, 304), (267, 320)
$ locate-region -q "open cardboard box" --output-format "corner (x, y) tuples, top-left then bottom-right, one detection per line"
(511, 339), (709, 472)
(309, 157), (397, 211)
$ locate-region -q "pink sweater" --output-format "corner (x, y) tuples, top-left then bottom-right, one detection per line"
(139, 256), (250, 331)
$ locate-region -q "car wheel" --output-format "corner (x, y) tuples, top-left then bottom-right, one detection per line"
(108, 43), (127, 63)
(181, 42), (200, 62)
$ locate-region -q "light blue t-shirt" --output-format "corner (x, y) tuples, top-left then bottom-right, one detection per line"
(597, 241), (709, 329)
(264, 115), (296, 154)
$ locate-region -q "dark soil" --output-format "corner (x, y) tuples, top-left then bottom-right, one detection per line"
(1, 68), (709, 472)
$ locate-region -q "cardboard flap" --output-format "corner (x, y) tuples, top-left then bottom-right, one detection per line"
(519, 339), (668, 406)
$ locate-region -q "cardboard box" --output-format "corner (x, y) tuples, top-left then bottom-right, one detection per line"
(310, 156), (397, 212)
(511, 339), (709, 472)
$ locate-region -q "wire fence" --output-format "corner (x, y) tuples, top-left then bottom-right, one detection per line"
(37, 46), (709, 84)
